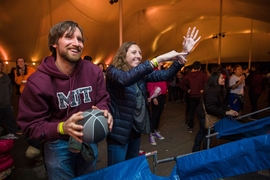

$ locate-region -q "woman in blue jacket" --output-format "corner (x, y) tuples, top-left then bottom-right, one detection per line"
(106, 27), (200, 165)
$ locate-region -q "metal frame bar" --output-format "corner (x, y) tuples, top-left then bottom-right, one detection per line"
(205, 107), (270, 149)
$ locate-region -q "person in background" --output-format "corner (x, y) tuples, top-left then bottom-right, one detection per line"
(15, 57), (36, 94)
(8, 67), (20, 95)
(83, 55), (93, 62)
(97, 62), (106, 79)
(223, 63), (232, 78)
(105, 27), (201, 166)
(147, 62), (167, 146)
(229, 65), (245, 115)
(14, 57), (42, 164)
(182, 66), (192, 124)
(242, 66), (250, 78)
(8, 67), (16, 86)
(0, 60), (18, 138)
(266, 73), (270, 110)
(245, 63), (264, 119)
(211, 64), (230, 104)
(179, 61), (209, 133)
(167, 75), (178, 102)
(193, 71), (238, 152)
(17, 20), (113, 179)
(176, 71), (185, 103)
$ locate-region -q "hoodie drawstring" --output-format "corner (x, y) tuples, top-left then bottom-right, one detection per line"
(67, 73), (76, 116)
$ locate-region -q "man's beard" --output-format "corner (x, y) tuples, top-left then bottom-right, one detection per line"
(59, 49), (82, 63)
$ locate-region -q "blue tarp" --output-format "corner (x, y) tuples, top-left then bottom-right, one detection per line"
(214, 116), (270, 138)
(74, 116), (270, 180)
(73, 155), (170, 180)
(173, 134), (270, 180)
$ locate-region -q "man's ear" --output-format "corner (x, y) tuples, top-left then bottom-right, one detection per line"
(52, 44), (57, 48)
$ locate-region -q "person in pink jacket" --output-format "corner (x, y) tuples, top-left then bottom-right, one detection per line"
(147, 62), (167, 145)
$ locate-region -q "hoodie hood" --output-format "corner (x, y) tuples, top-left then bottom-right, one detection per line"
(38, 56), (83, 79)
(189, 70), (202, 78)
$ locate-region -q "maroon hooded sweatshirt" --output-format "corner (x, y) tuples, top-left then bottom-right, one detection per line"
(17, 56), (110, 141)
(179, 70), (209, 98)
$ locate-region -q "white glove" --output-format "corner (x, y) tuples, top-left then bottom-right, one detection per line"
(182, 27), (201, 54)
(150, 86), (161, 99)
(153, 27), (200, 65)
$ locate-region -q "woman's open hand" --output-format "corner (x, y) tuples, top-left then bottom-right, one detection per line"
(182, 27), (201, 54)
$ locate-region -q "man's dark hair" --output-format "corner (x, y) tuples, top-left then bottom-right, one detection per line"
(223, 63), (231, 68)
(84, 56), (92, 61)
(48, 20), (84, 57)
(192, 61), (201, 70)
(251, 63), (260, 71)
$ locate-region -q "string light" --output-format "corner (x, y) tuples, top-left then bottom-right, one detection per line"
(212, 32), (226, 39)
(109, 0), (118, 4)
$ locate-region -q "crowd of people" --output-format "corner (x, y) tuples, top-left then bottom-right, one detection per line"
(179, 62), (268, 152)
(1, 20), (270, 179)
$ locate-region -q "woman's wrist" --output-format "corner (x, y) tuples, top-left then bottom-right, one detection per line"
(151, 58), (158, 68)
(180, 51), (189, 58)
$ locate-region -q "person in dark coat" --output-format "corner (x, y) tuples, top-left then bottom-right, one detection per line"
(179, 61), (209, 133)
(245, 63), (264, 119)
(192, 71), (238, 152)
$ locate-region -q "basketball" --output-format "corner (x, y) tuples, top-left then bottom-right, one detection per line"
(77, 109), (109, 144)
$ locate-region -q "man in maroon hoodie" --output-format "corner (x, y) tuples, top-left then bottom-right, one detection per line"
(245, 63), (264, 119)
(179, 61), (208, 132)
(17, 20), (113, 179)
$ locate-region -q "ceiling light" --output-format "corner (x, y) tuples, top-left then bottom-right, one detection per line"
(109, 0), (118, 4)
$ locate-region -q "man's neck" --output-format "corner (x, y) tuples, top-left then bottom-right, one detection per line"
(55, 58), (76, 75)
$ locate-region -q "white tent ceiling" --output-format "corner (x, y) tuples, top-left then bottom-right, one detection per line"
(0, 0), (270, 67)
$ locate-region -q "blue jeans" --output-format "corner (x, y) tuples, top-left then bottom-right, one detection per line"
(107, 137), (140, 166)
(44, 139), (98, 180)
(229, 93), (244, 112)
(192, 116), (207, 152)
(188, 97), (201, 128)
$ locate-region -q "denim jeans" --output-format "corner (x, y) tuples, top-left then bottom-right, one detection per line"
(168, 86), (178, 101)
(44, 139), (98, 180)
(229, 93), (244, 112)
(188, 97), (200, 128)
(249, 93), (260, 118)
(192, 116), (207, 152)
(107, 137), (140, 166)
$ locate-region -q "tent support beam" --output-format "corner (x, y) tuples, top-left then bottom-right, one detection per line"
(218, 0), (223, 65)
(248, 19), (253, 69)
(119, 0), (123, 47)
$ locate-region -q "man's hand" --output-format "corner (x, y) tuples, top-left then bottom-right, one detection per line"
(92, 106), (113, 132)
(62, 111), (84, 143)
(182, 27), (201, 54)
